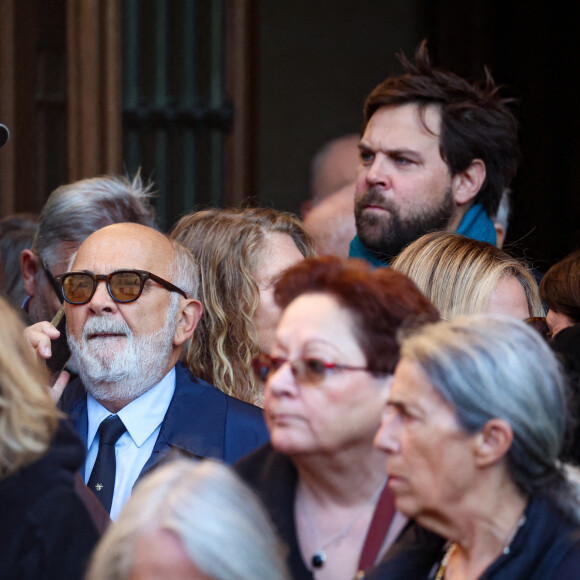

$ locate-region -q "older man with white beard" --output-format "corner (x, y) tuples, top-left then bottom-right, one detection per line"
(27, 223), (268, 519)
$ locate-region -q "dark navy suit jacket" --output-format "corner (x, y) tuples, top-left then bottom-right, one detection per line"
(59, 361), (269, 480)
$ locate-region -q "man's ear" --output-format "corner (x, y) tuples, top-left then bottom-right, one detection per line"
(452, 159), (486, 206)
(173, 299), (203, 346)
(472, 418), (513, 468)
(20, 249), (41, 297)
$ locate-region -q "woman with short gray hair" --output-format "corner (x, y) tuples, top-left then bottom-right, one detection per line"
(372, 315), (580, 579)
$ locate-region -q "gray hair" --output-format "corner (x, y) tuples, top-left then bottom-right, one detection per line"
(401, 314), (579, 521)
(168, 238), (199, 300)
(86, 459), (290, 580)
(32, 173), (157, 268)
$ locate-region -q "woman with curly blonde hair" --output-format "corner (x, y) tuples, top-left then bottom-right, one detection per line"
(391, 231), (544, 320)
(0, 296), (99, 577)
(171, 207), (315, 405)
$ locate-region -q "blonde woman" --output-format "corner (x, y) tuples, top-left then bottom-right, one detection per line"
(87, 458), (291, 580)
(170, 207), (315, 405)
(391, 232), (544, 320)
(0, 297), (99, 577)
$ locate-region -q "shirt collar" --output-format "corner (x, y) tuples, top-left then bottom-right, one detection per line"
(87, 367), (176, 448)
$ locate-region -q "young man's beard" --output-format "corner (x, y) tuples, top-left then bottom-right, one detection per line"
(67, 298), (179, 404)
(354, 186), (455, 260)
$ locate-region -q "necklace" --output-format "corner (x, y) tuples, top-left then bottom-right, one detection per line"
(434, 542), (456, 580)
(300, 483), (385, 570)
(311, 524), (354, 568)
(500, 514), (526, 555)
(433, 514), (526, 579)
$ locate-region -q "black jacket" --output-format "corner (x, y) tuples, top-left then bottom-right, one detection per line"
(0, 420), (100, 579)
(365, 495), (580, 580)
(235, 444), (312, 579)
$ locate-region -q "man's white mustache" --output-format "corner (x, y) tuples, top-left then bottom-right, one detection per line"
(81, 316), (133, 341)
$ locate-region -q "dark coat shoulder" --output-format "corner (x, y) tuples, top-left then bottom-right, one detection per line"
(0, 421), (100, 579)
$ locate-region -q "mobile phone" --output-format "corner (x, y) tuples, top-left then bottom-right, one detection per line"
(47, 303), (71, 373)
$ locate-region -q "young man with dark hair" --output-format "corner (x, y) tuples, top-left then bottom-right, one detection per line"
(350, 41), (519, 265)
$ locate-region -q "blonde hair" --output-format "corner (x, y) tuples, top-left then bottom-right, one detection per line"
(87, 459), (291, 580)
(0, 297), (59, 479)
(170, 207), (314, 404)
(392, 232), (544, 319)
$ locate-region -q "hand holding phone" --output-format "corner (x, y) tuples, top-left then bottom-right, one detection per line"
(23, 304), (71, 372)
(47, 303), (72, 373)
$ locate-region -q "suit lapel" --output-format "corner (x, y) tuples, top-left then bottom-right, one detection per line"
(138, 363), (228, 478)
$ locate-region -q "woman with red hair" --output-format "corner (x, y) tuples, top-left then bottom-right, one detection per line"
(236, 256), (438, 580)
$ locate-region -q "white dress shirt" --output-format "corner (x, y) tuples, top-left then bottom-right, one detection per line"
(85, 367), (176, 520)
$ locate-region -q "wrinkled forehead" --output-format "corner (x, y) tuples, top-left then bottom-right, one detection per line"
(72, 225), (174, 276)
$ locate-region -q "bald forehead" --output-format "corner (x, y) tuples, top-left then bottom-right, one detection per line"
(81, 222), (170, 249)
(73, 223), (174, 275)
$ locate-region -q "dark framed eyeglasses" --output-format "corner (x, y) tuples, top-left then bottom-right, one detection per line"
(252, 352), (372, 386)
(55, 269), (187, 305)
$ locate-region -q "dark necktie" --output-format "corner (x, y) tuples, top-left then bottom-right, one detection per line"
(87, 415), (126, 513)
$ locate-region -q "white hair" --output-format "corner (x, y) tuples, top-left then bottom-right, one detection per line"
(86, 459), (291, 580)
(168, 238), (199, 300)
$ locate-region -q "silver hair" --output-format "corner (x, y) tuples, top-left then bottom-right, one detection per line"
(67, 297), (179, 402)
(86, 459), (291, 580)
(168, 238), (199, 300)
(32, 173), (157, 268)
(401, 314), (579, 521)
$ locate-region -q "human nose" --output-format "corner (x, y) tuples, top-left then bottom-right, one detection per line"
(374, 407), (401, 454)
(87, 279), (118, 314)
(364, 154), (392, 189)
(265, 360), (298, 398)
